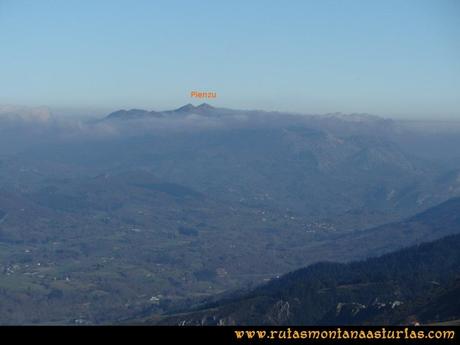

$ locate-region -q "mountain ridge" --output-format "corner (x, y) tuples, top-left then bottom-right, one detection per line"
(105, 103), (219, 120)
(104, 104), (392, 123)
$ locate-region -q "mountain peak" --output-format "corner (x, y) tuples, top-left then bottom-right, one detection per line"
(175, 104), (196, 112)
(174, 103), (215, 113)
(196, 103), (214, 110)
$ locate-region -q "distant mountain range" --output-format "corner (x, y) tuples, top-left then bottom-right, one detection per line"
(149, 197), (460, 326)
(104, 103), (392, 127)
(96, 104), (460, 221)
(0, 104), (51, 122)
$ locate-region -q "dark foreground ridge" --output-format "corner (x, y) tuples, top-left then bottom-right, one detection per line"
(146, 198), (460, 325)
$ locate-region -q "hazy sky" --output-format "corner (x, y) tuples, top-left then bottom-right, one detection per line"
(0, 0), (459, 118)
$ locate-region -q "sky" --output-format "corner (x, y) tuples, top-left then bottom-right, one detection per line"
(0, 0), (459, 118)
